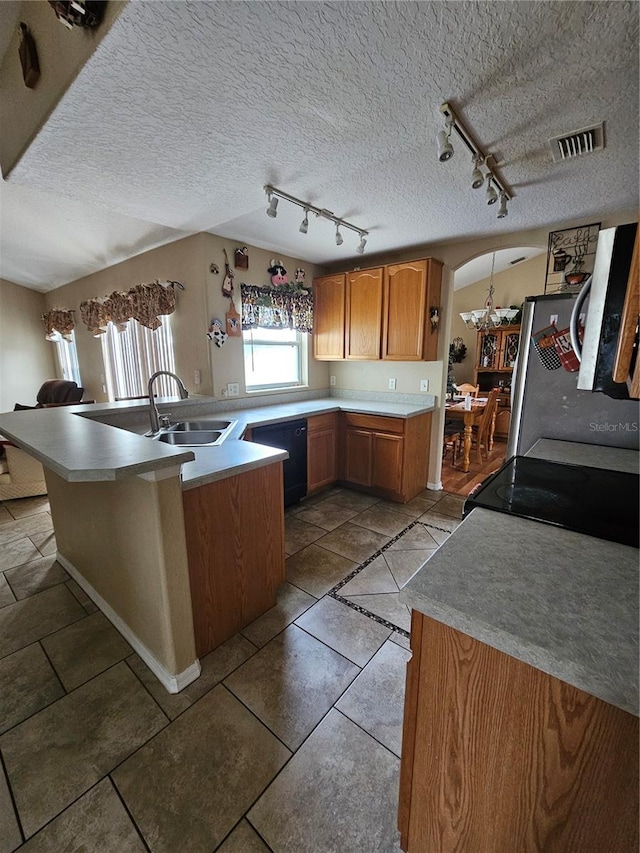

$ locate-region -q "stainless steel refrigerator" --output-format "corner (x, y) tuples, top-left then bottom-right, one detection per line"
(507, 292), (640, 456)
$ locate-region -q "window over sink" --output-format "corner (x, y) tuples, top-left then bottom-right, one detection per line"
(243, 328), (307, 392)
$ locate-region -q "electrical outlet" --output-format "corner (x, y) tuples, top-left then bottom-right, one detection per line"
(420, 379), (429, 392)
(388, 378), (397, 390)
(227, 382), (239, 397)
(194, 368), (201, 386)
(330, 375), (336, 387)
(550, 314), (558, 326)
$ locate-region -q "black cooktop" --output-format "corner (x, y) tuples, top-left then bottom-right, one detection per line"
(464, 456), (639, 548)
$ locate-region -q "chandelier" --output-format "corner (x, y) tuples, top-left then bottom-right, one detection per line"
(459, 253), (518, 331)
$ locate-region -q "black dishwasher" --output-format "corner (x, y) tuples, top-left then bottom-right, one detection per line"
(252, 419), (307, 507)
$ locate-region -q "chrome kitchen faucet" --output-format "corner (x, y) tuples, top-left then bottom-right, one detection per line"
(147, 371), (189, 434)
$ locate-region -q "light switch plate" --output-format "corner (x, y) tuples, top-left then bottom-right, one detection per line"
(420, 379), (429, 392)
(227, 382), (239, 397)
(330, 375), (336, 386)
(388, 378), (397, 390)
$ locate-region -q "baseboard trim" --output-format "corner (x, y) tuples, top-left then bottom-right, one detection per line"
(427, 480), (443, 491)
(57, 553), (201, 694)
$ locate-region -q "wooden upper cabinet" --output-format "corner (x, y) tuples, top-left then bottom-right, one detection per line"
(382, 258), (443, 361)
(345, 268), (384, 359)
(313, 274), (345, 360)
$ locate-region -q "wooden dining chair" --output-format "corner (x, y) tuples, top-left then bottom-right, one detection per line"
(455, 383), (480, 398)
(443, 421), (462, 465)
(470, 388), (500, 463)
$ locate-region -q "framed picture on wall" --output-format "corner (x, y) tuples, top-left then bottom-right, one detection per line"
(544, 222), (600, 294)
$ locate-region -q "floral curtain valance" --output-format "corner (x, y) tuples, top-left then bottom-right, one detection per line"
(42, 309), (75, 341)
(240, 284), (313, 333)
(79, 280), (181, 336)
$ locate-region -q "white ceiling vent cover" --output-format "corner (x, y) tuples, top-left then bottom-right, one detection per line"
(549, 123), (605, 162)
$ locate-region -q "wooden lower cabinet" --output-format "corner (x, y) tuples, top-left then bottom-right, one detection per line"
(307, 412), (338, 494)
(399, 611), (639, 853)
(182, 463), (285, 657)
(341, 412), (431, 502)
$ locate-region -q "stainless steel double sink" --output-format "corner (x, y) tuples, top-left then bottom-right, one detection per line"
(150, 419), (237, 447)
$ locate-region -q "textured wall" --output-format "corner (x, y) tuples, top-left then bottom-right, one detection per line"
(0, 277), (55, 413)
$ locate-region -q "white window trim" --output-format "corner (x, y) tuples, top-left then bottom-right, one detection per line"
(243, 328), (308, 393)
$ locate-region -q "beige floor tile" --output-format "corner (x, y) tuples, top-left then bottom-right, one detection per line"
(18, 779), (146, 853)
(338, 553), (399, 596)
(0, 585), (85, 660)
(336, 640), (411, 757)
(351, 504), (413, 537)
(389, 631), (411, 651)
(295, 596), (390, 667)
(384, 549), (436, 588)
(417, 510), (461, 533)
(387, 524), (440, 550)
(0, 513), (54, 540)
(284, 517), (326, 555)
(0, 538), (41, 573)
(0, 526), (26, 547)
(5, 497), (50, 520)
(343, 592), (412, 632)
(29, 530), (57, 557)
(249, 709), (402, 853)
(0, 506), (12, 524)
(113, 685), (290, 853)
(432, 493), (466, 519)
(294, 500), (360, 531)
(315, 522), (390, 564)
(41, 612), (132, 691)
(64, 579), (99, 614)
(0, 575), (16, 609)
(326, 490), (380, 512)
(415, 523), (451, 546)
(285, 544), (357, 598)
(126, 633), (257, 720)
(0, 662), (167, 837)
(4, 556), (69, 600)
(224, 625), (359, 750)
(216, 819), (270, 852)
(0, 756), (22, 853)
(0, 644), (64, 736)
(240, 581), (316, 648)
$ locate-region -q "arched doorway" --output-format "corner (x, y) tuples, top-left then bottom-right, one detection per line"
(440, 246), (545, 496)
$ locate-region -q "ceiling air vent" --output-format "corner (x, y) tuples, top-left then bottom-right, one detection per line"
(549, 122), (605, 162)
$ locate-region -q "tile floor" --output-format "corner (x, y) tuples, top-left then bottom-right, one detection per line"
(0, 486), (464, 853)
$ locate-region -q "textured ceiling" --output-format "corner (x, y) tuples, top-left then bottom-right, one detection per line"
(2, 0), (638, 290)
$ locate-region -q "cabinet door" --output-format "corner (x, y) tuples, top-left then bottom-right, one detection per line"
(371, 433), (403, 495)
(345, 268), (383, 359)
(498, 330), (520, 370)
(313, 274), (345, 360)
(343, 428), (373, 486)
(477, 331), (500, 369)
(307, 413), (338, 493)
(382, 261), (427, 360)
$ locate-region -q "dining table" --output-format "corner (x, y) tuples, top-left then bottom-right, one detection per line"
(444, 396), (495, 473)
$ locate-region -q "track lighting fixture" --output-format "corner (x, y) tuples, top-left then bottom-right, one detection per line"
(437, 102), (513, 217)
(263, 185), (369, 253)
(437, 117), (455, 162)
(266, 194), (278, 218)
(471, 156), (484, 189)
(485, 178), (498, 205)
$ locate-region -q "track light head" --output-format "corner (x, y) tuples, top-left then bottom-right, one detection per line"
(299, 210), (309, 234)
(335, 225), (344, 246)
(266, 195), (278, 218)
(437, 128), (454, 162)
(356, 234), (367, 254)
(486, 179), (498, 205)
(497, 193), (508, 219)
(471, 157), (484, 189)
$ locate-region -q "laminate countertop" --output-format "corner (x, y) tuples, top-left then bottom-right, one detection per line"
(399, 507), (638, 716)
(0, 395), (436, 489)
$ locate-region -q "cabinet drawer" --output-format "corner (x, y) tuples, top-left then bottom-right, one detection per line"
(307, 412), (339, 433)
(343, 413), (404, 434)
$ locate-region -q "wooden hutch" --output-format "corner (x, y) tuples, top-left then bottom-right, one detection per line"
(473, 324), (520, 439)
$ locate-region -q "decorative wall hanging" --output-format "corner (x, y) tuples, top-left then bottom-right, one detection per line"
(267, 259), (288, 287)
(240, 283), (313, 333)
(294, 267), (306, 286)
(207, 318), (227, 347)
(449, 337), (467, 363)
(79, 280), (182, 336)
(42, 309), (75, 341)
(18, 23), (40, 89)
(48, 0), (107, 29)
(209, 263), (219, 275)
(234, 247), (249, 270)
(225, 302), (242, 337)
(221, 249), (234, 298)
(544, 222), (600, 294)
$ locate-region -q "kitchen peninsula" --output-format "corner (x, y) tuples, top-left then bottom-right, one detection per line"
(0, 392), (435, 694)
(397, 440), (639, 852)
